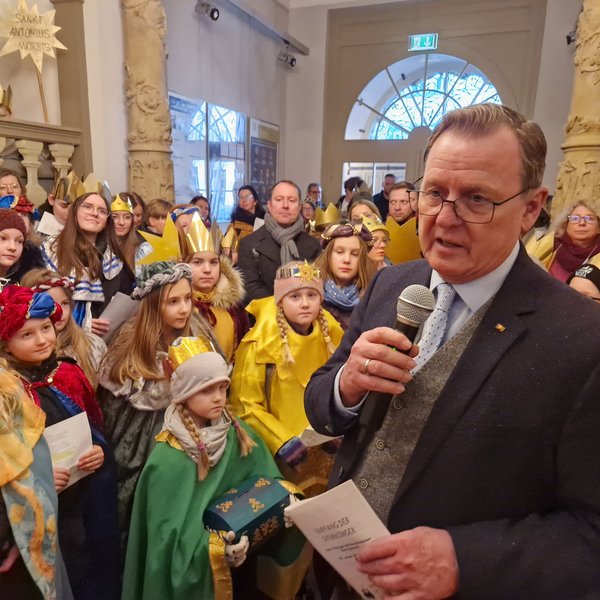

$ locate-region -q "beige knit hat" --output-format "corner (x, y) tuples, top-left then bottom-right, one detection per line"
(170, 352), (230, 404)
(273, 260), (323, 304)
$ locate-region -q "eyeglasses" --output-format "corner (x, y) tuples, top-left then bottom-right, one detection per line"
(239, 194), (254, 202)
(372, 236), (389, 246)
(567, 214), (598, 224)
(80, 202), (109, 218)
(0, 183), (20, 193)
(409, 186), (529, 224)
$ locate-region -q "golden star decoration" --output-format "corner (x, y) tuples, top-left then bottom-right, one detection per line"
(0, 0), (67, 74)
(295, 261), (320, 282)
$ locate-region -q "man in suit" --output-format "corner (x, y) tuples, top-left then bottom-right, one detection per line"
(305, 104), (600, 599)
(238, 180), (321, 302)
(372, 173), (396, 220)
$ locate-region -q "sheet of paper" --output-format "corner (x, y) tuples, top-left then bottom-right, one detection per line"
(285, 480), (390, 600)
(99, 291), (139, 342)
(43, 412), (93, 488)
(299, 426), (341, 448)
(36, 211), (64, 237)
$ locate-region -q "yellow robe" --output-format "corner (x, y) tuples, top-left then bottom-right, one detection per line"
(230, 297), (344, 455)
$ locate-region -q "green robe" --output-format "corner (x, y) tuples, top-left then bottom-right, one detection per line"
(122, 422), (282, 600)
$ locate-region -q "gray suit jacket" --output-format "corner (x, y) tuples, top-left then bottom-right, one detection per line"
(305, 247), (600, 599)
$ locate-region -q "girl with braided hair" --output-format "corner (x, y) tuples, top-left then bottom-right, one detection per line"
(20, 268), (107, 390)
(0, 285), (120, 600)
(230, 261), (343, 494)
(98, 261), (222, 548)
(123, 339), (305, 600)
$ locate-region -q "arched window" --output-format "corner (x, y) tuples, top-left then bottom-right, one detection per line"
(345, 54), (501, 140)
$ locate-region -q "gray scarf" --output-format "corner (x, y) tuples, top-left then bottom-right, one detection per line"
(264, 211), (304, 265)
(162, 404), (231, 466)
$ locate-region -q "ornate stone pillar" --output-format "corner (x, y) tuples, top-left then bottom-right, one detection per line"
(122, 0), (174, 202)
(553, 0), (600, 213)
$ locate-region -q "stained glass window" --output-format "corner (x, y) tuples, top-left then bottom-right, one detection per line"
(345, 54), (501, 141)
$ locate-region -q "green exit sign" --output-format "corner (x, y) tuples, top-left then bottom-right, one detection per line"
(408, 33), (438, 52)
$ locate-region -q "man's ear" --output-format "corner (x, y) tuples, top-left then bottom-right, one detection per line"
(520, 186), (549, 236)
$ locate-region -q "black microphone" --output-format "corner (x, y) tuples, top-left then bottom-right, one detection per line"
(356, 284), (435, 441)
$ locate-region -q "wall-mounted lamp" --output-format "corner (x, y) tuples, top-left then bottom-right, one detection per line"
(196, 1), (220, 21)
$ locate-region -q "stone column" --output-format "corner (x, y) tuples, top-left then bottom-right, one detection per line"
(49, 143), (76, 179)
(122, 0), (174, 202)
(553, 0), (600, 213)
(15, 139), (46, 204)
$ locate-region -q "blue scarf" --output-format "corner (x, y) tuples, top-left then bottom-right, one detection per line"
(323, 280), (361, 310)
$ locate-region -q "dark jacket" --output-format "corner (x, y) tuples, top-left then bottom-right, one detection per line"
(237, 225), (321, 303)
(372, 190), (389, 220)
(305, 247), (600, 599)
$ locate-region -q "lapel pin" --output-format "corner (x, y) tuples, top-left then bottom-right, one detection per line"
(495, 323), (506, 332)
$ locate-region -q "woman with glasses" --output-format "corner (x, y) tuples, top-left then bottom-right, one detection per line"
(527, 200), (600, 282)
(41, 193), (135, 336)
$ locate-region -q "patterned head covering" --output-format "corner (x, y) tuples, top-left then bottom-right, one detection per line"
(0, 285), (62, 341)
(320, 221), (373, 250)
(31, 275), (73, 294)
(132, 261), (192, 300)
(0, 195), (38, 220)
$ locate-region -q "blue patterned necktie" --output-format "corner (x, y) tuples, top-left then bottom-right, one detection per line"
(413, 282), (456, 372)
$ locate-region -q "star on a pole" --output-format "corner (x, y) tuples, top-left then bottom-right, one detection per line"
(0, 0), (67, 74)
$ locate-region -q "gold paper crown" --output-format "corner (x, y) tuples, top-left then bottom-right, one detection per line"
(384, 216), (422, 264)
(221, 226), (239, 251)
(314, 203), (341, 230)
(0, 84), (12, 117)
(276, 260), (321, 283)
(524, 231), (555, 269)
(185, 212), (217, 254)
(111, 194), (133, 214)
(51, 171), (85, 203)
(138, 216), (182, 264)
(362, 216), (388, 235)
(168, 336), (214, 369)
(83, 172), (111, 201)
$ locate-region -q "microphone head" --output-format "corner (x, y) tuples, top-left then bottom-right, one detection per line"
(397, 284), (435, 326)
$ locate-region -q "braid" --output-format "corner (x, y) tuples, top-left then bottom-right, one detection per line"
(317, 308), (337, 356)
(178, 404), (210, 480)
(225, 406), (257, 458)
(276, 304), (295, 366)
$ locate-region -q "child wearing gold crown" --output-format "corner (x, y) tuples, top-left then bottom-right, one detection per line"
(122, 337), (307, 600)
(181, 213), (249, 363)
(230, 261), (344, 493)
(98, 261), (221, 548)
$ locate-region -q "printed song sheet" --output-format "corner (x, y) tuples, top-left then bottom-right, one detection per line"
(285, 480), (390, 599)
(43, 412), (93, 488)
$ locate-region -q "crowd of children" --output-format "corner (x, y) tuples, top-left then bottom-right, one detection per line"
(0, 169), (410, 599)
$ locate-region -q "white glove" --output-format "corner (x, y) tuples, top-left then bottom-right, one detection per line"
(284, 494), (301, 528)
(224, 531), (249, 568)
